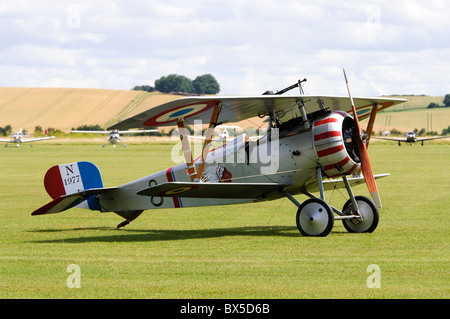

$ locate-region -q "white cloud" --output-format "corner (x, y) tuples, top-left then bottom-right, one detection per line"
(0, 0), (449, 96)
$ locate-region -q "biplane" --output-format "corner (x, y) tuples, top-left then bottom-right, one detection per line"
(32, 71), (406, 236)
(372, 130), (449, 146)
(0, 128), (55, 147)
(70, 129), (158, 147)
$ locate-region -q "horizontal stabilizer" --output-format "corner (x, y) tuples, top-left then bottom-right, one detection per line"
(137, 182), (289, 199)
(306, 174), (390, 193)
(32, 187), (117, 216)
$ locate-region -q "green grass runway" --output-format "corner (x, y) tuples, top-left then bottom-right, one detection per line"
(0, 142), (448, 298)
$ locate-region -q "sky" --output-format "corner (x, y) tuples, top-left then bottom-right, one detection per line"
(1, 0), (449, 96)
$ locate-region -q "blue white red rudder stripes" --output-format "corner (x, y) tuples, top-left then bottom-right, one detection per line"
(43, 161), (103, 210)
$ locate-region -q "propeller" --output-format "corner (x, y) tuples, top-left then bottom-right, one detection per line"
(343, 69), (382, 208)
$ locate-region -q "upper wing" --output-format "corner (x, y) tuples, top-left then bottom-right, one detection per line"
(22, 136), (55, 143)
(137, 182), (289, 199)
(108, 95), (406, 130)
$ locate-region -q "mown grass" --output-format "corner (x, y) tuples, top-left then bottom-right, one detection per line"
(0, 142), (448, 299)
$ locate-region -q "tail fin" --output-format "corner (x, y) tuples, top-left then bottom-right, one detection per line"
(44, 161), (103, 199)
(33, 161), (106, 215)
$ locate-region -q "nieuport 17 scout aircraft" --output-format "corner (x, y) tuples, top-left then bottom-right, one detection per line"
(32, 71), (406, 236)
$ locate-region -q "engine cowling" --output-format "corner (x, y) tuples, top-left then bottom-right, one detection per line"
(312, 111), (361, 178)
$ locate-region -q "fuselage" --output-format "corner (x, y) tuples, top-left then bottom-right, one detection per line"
(96, 110), (360, 214)
(405, 131), (416, 143)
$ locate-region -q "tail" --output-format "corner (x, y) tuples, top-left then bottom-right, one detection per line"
(32, 161), (113, 215)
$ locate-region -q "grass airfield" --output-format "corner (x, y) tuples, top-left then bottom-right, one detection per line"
(0, 140), (448, 299)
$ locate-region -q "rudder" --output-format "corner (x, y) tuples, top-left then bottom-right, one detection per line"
(43, 161), (103, 210)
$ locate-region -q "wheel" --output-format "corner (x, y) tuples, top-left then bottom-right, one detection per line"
(342, 196), (379, 233)
(296, 198), (334, 237)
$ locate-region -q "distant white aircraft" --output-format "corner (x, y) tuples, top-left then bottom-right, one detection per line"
(0, 128), (55, 147)
(372, 130), (449, 146)
(71, 129), (158, 147)
(189, 125), (262, 143)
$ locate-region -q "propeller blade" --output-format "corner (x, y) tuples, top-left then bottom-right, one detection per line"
(343, 69), (382, 208)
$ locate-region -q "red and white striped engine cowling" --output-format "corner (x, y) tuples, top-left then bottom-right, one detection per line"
(312, 111), (361, 178)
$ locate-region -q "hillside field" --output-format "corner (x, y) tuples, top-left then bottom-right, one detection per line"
(0, 87), (180, 132)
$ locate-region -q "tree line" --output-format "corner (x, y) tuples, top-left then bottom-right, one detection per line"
(133, 74), (220, 95)
(427, 94), (450, 108)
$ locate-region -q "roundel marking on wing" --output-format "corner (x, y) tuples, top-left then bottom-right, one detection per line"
(143, 100), (219, 126)
(159, 185), (199, 196)
(356, 106), (371, 118)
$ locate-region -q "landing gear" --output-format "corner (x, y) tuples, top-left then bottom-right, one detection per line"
(342, 196), (379, 233)
(286, 168), (381, 237)
(296, 198), (334, 237)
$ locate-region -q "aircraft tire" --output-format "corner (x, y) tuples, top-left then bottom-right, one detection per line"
(296, 198), (334, 237)
(342, 196), (379, 233)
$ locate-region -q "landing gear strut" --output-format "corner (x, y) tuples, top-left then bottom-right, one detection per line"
(286, 168), (380, 237)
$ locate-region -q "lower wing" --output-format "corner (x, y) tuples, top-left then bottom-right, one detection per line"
(137, 175), (390, 200)
(137, 182), (289, 199)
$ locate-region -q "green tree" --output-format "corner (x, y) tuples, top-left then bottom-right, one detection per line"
(155, 74), (195, 93)
(443, 94), (450, 107)
(0, 125), (12, 136)
(427, 102), (440, 109)
(133, 85), (155, 92)
(442, 125), (450, 135)
(75, 124), (104, 131)
(192, 74), (220, 94)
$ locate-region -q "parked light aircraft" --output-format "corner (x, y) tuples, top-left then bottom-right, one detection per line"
(32, 71), (407, 236)
(0, 129), (55, 147)
(188, 125), (262, 143)
(371, 131), (449, 146)
(71, 129), (158, 147)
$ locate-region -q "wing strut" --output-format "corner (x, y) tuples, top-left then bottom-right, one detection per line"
(365, 103), (378, 149)
(356, 103), (378, 175)
(177, 119), (197, 181)
(195, 103), (222, 181)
